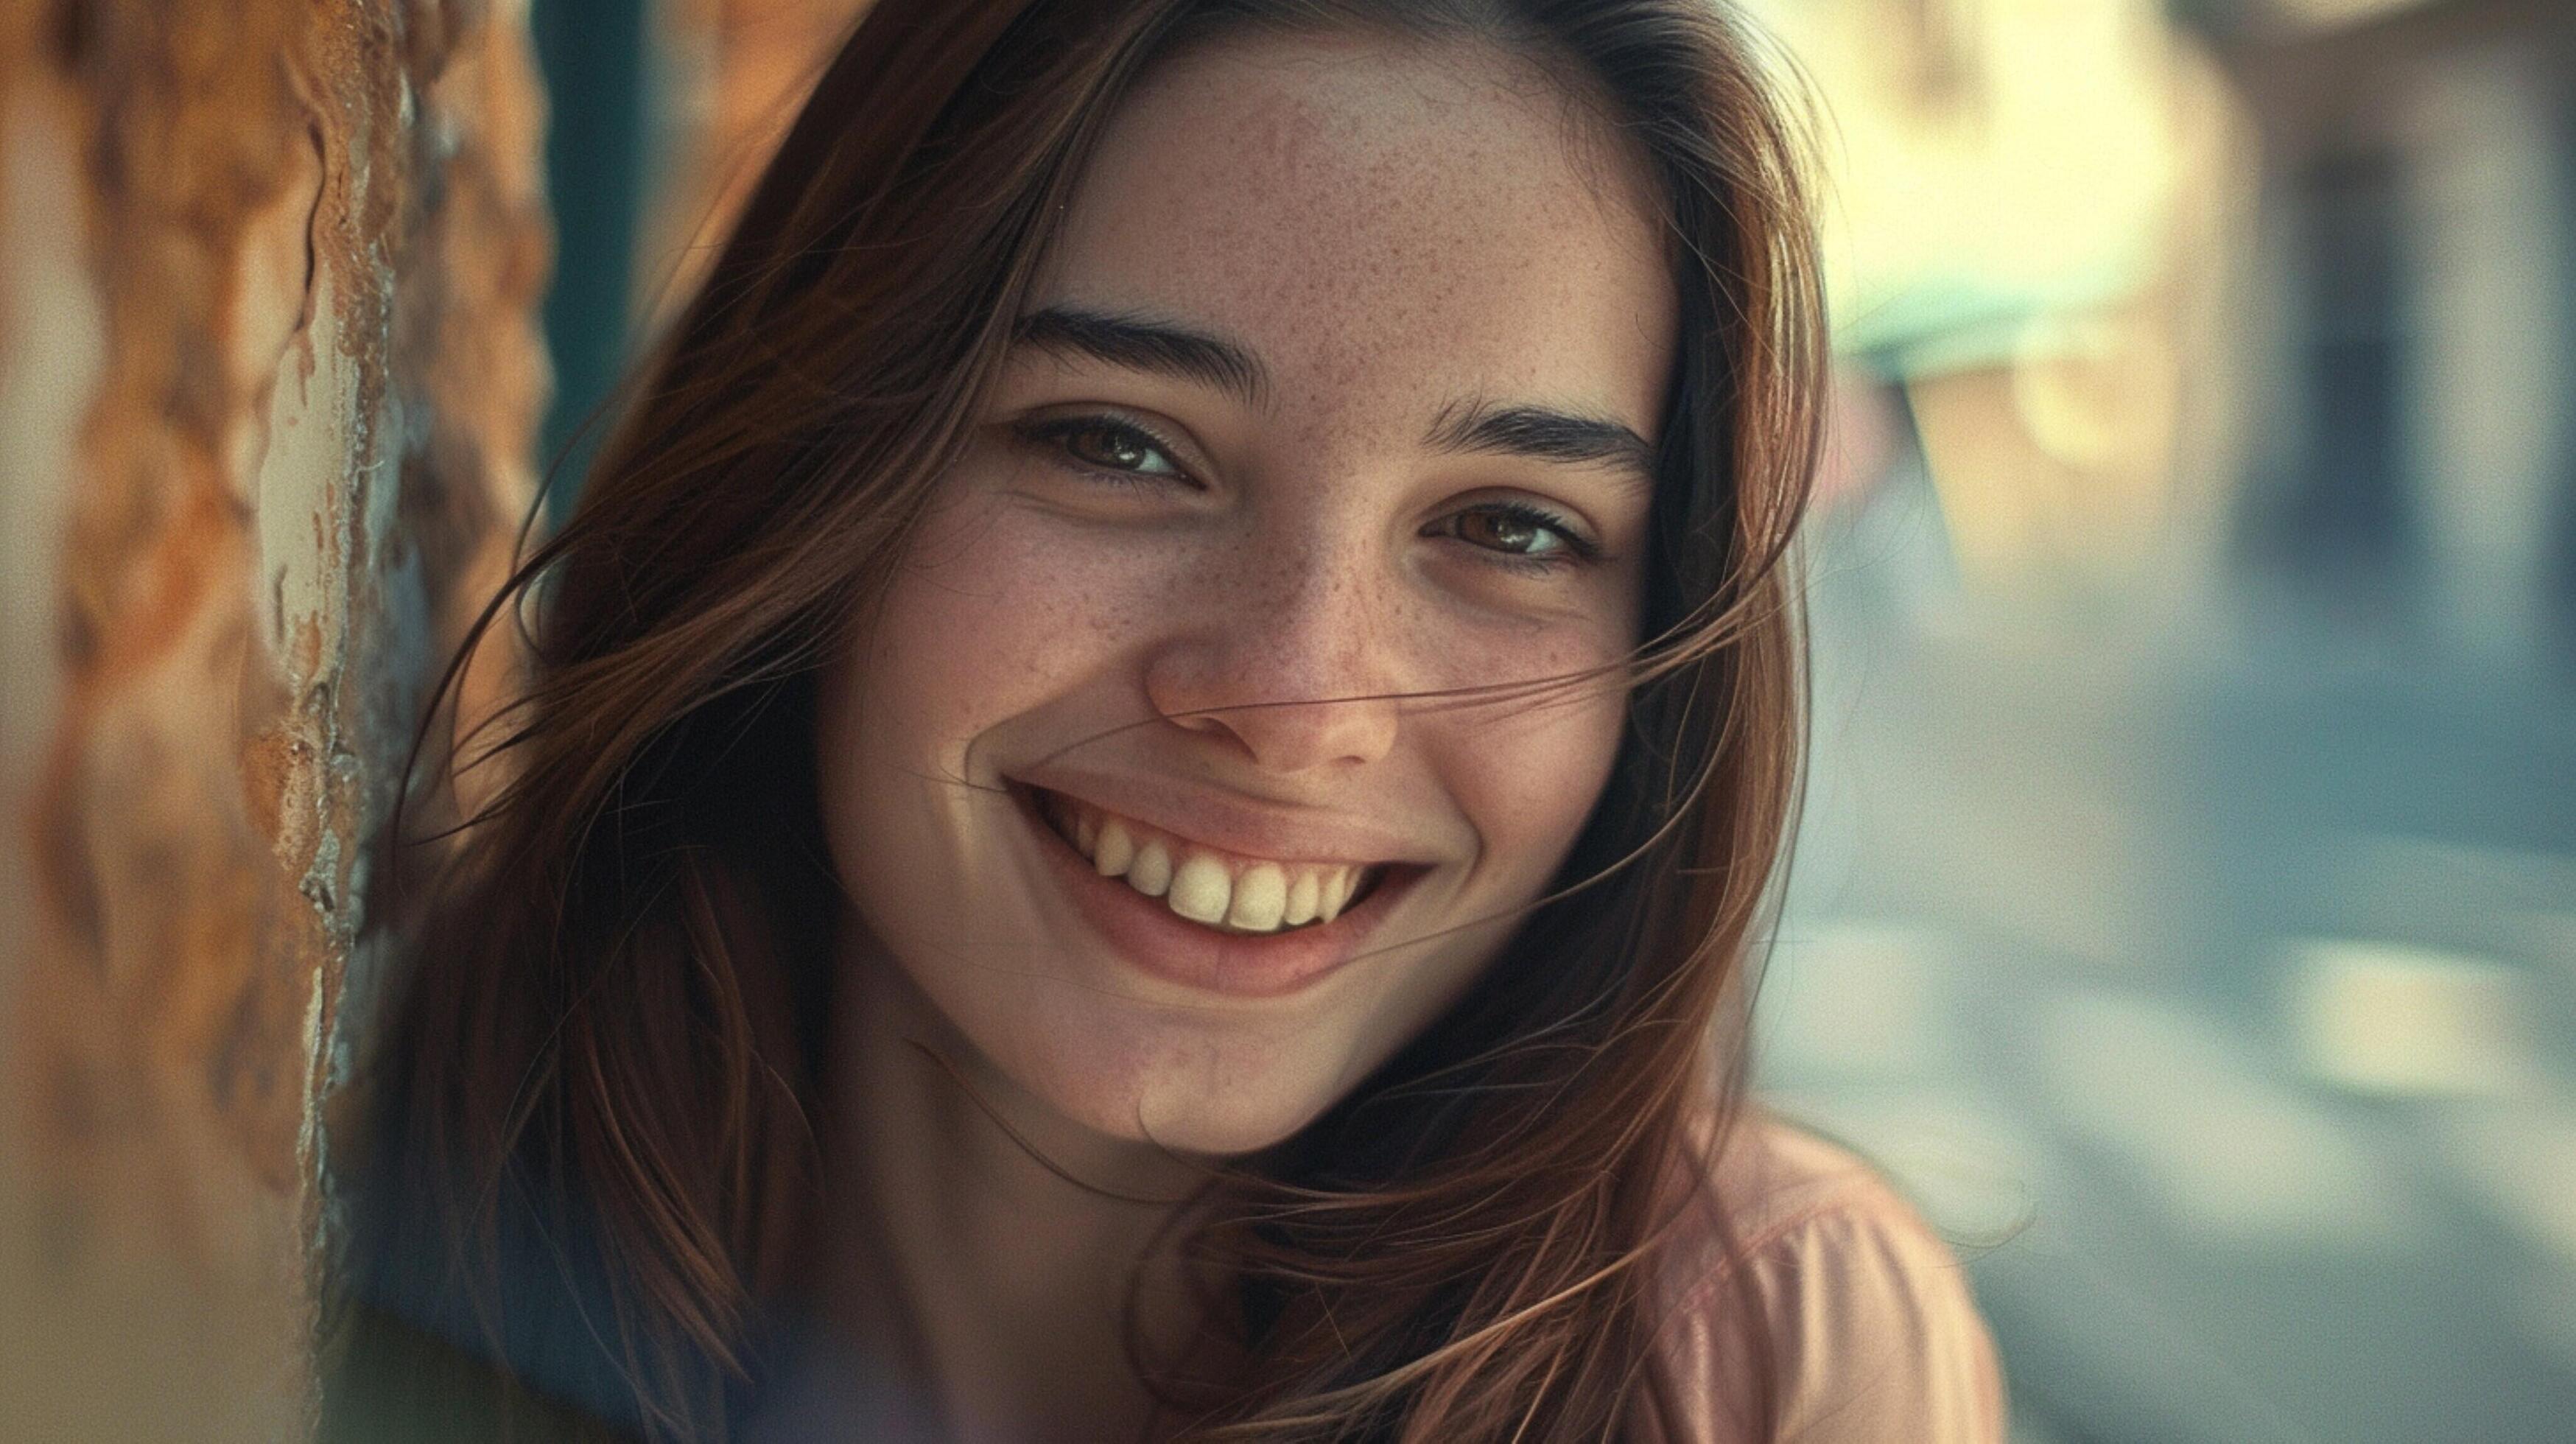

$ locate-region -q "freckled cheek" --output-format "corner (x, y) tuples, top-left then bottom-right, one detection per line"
(1437, 677), (1629, 893)
(867, 508), (1154, 743)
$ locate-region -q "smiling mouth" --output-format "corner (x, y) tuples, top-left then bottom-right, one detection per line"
(1020, 785), (1391, 937)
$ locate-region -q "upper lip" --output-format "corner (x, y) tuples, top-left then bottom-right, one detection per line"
(1008, 765), (1445, 869)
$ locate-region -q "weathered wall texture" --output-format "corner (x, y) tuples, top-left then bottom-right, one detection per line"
(0, 1), (547, 1435)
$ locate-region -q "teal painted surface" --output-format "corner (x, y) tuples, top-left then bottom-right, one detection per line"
(531, 0), (650, 522)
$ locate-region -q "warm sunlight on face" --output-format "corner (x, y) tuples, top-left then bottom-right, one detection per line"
(816, 28), (1677, 1156)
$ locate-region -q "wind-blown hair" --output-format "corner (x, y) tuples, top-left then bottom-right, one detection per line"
(327, 1), (1825, 1439)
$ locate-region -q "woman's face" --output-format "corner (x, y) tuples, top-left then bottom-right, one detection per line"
(818, 29), (1676, 1156)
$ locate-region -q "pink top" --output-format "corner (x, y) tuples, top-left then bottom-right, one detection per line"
(1645, 1114), (2010, 1443)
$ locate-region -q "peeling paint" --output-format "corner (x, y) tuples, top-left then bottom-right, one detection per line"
(0, 0), (549, 1434)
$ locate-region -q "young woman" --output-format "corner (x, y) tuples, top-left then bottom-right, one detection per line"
(323, 1), (2005, 1440)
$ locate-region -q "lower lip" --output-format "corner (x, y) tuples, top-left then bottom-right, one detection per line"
(1010, 785), (1419, 1000)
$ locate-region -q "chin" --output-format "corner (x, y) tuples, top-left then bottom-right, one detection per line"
(977, 992), (1369, 1160)
(1068, 1089), (1325, 1160)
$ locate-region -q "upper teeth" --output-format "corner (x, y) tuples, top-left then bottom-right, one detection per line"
(1046, 793), (1376, 934)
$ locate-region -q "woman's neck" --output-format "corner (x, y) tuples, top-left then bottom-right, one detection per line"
(828, 944), (1215, 1443)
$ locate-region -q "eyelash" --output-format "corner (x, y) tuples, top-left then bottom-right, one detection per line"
(1014, 414), (1194, 490)
(1446, 500), (1604, 575)
(1013, 413), (1607, 575)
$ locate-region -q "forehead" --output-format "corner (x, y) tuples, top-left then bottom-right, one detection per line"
(1032, 28), (1677, 435)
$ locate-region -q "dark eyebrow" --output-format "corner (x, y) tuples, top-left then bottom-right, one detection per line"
(1424, 399), (1658, 491)
(1012, 306), (1270, 407)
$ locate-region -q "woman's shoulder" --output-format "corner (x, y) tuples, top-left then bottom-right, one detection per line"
(1642, 1109), (2009, 1443)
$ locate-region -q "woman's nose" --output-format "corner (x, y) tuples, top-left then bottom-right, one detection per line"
(1141, 547), (1403, 775)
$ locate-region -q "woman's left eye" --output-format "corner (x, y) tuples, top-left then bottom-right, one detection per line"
(1017, 415), (1191, 484)
(1433, 501), (1603, 572)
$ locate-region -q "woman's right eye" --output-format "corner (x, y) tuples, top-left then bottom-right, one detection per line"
(1016, 415), (1193, 486)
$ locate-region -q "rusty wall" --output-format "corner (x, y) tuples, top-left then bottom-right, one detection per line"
(0, 1), (547, 1436)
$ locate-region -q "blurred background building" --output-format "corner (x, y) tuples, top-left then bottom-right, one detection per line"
(2209, 0), (2576, 658)
(1732, 1), (2576, 1440)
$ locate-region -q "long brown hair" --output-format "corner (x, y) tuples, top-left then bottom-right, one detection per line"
(332, 1), (1824, 1439)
